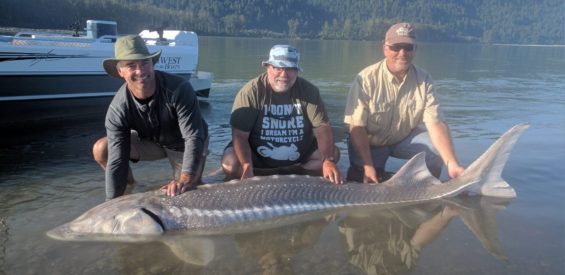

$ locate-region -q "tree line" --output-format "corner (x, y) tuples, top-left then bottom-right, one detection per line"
(1, 0), (562, 44)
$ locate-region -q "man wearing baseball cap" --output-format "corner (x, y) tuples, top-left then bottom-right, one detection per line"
(222, 45), (342, 184)
(344, 23), (464, 183)
(92, 35), (209, 199)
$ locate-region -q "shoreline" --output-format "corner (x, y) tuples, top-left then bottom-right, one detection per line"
(492, 43), (565, 48)
(1, 26), (564, 47)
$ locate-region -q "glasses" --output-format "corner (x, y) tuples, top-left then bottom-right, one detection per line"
(386, 44), (415, 52)
(270, 66), (298, 73)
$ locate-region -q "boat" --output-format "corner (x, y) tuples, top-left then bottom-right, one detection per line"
(0, 20), (213, 126)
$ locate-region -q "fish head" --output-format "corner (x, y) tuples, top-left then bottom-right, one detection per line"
(47, 192), (166, 241)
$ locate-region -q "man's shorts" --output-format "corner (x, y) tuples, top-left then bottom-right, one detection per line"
(130, 131), (209, 180)
(346, 125), (442, 181)
(223, 141), (317, 169)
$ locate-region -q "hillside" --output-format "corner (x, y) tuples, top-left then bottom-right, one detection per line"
(1, 0), (563, 44)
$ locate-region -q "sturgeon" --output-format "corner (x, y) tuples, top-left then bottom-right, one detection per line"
(47, 124), (528, 240)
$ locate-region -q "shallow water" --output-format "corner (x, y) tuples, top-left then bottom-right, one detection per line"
(0, 38), (563, 274)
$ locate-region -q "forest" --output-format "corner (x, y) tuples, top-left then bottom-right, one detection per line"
(2, 0), (563, 44)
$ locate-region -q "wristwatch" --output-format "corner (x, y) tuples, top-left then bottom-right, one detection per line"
(323, 156), (336, 163)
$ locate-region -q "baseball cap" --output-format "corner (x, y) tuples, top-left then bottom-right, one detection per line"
(385, 23), (416, 45)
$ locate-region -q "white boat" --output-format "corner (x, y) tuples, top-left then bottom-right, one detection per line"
(0, 20), (213, 126)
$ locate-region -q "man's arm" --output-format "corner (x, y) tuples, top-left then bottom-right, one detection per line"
(105, 127), (131, 200)
(348, 125), (378, 183)
(162, 81), (207, 196)
(232, 128), (254, 179)
(425, 121), (464, 178)
(313, 124), (343, 184)
(411, 206), (458, 249)
(104, 99), (132, 200)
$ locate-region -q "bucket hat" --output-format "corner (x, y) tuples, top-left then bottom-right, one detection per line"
(261, 45), (302, 71)
(103, 35), (161, 78)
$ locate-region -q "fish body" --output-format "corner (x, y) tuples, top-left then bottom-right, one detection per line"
(47, 124), (528, 240)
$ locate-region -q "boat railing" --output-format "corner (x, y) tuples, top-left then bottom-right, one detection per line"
(8, 32), (117, 48)
(142, 37), (171, 46)
(139, 30), (198, 47)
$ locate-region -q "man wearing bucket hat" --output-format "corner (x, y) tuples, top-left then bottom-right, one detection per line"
(92, 35), (209, 199)
(221, 45), (342, 184)
(344, 23), (464, 183)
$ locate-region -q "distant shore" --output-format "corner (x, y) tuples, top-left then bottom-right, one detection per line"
(492, 43), (565, 47)
(1, 26), (564, 47)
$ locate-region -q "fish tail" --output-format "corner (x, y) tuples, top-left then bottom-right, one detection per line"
(461, 123), (529, 198)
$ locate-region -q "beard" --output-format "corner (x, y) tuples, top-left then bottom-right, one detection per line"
(270, 77), (296, 92)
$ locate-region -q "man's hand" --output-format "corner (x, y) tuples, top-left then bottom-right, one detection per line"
(160, 180), (194, 197)
(447, 162), (465, 179)
(363, 165), (379, 183)
(322, 159), (344, 184)
(240, 163), (254, 180)
(160, 172), (196, 197)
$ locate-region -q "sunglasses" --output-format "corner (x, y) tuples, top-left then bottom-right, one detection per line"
(387, 44), (415, 52)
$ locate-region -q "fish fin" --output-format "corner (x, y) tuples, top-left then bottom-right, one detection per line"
(462, 124), (529, 198)
(386, 152), (442, 186)
(163, 237), (216, 265)
(444, 196), (513, 261)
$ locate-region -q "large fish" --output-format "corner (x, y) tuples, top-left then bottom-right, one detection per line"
(47, 124), (528, 240)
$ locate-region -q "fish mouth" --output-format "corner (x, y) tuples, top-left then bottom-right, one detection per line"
(46, 223), (74, 240)
(46, 224), (164, 243)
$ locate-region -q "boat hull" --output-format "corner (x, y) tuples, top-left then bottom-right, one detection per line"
(0, 28), (213, 126)
(0, 96), (111, 126)
(0, 72), (211, 126)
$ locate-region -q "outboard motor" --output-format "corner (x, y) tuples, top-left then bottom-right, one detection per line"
(86, 20), (118, 39)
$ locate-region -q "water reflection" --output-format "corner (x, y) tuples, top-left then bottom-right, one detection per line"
(338, 204), (449, 274)
(234, 217), (330, 275)
(1, 39), (563, 274)
(0, 217), (7, 275)
(98, 195), (512, 274)
(338, 196), (511, 274)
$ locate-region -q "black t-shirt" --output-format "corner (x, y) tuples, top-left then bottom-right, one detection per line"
(230, 73), (328, 168)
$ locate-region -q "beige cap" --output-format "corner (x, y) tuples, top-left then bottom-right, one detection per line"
(385, 23), (416, 45)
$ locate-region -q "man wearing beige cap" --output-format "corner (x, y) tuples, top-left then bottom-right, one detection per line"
(344, 23), (464, 183)
(92, 35), (209, 199)
(222, 45), (342, 184)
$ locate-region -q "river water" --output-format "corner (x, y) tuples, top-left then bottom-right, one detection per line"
(0, 37), (563, 274)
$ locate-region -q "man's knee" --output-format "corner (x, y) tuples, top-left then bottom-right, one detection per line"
(346, 165), (391, 182)
(346, 165), (363, 182)
(426, 151), (443, 178)
(221, 147), (240, 175)
(92, 137), (108, 164)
